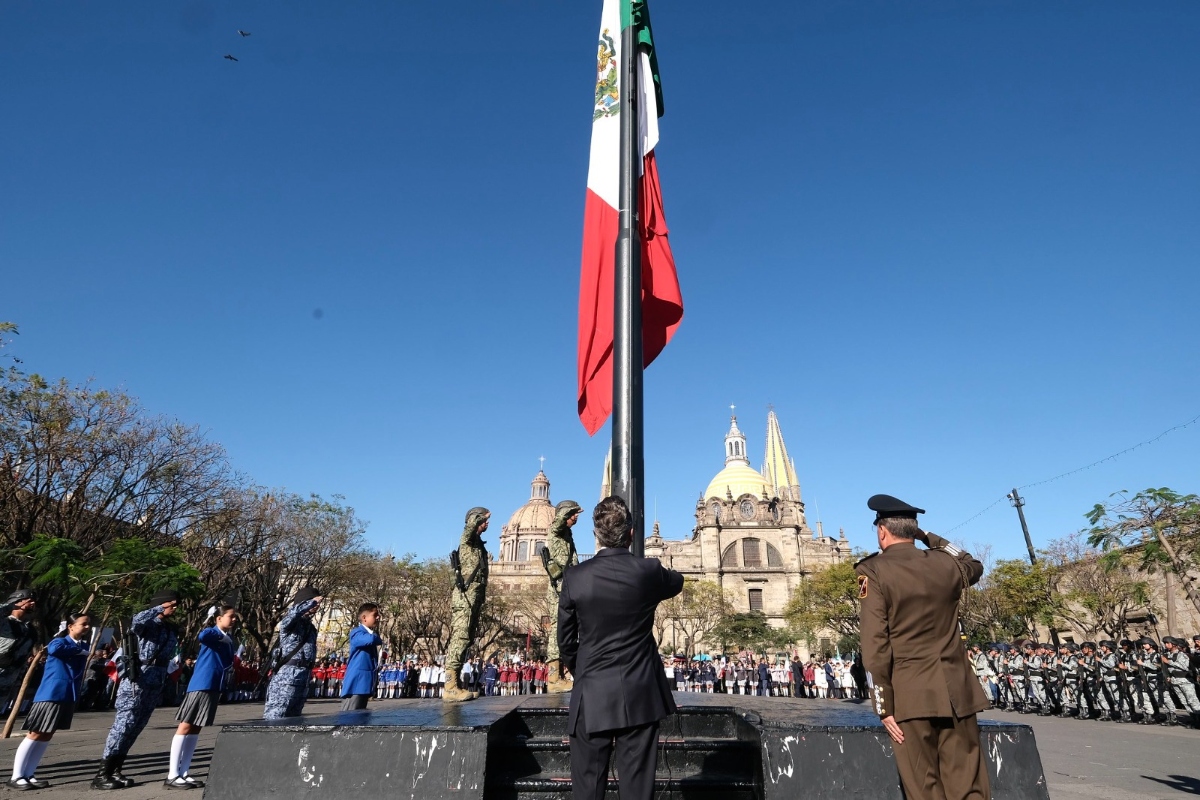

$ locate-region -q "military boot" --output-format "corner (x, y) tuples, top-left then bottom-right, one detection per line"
(442, 684), (473, 703)
(545, 660), (573, 694)
(91, 756), (125, 790)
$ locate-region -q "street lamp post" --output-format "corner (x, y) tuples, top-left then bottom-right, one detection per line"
(1007, 489), (1060, 647)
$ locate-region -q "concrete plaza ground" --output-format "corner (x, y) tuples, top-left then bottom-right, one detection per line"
(0, 697), (1193, 798)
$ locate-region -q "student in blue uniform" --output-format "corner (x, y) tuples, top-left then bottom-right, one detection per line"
(340, 603), (383, 711)
(9, 612), (92, 791)
(164, 605), (239, 790)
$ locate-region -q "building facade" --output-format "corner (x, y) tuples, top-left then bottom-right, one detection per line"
(490, 409), (851, 633)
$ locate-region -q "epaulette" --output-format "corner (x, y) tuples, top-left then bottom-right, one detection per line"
(854, 551), (880, 569)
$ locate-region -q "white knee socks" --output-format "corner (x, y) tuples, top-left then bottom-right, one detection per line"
(179, 734), (199, 777)
(169, 733), (200, 779)
(11, 738), (48, 780)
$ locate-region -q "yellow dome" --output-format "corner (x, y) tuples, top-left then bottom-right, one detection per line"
(704, 463), (772, 501)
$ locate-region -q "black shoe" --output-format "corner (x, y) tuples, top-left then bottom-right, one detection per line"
(163, 777), (195, 790)
(112, 772), (135, 788)
(24, 777), (50, 790)
(181, 775), (205, 789)
(7, 779), (34, 791)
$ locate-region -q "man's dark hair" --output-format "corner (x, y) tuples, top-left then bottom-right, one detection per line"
(358, 602), (380, 617)
(879, 516), (920, 540)
(594, 495), (632, 549)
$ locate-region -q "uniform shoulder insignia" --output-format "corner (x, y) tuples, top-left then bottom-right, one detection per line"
(857, 575), (869, 599)
(854, 551), (880, 569)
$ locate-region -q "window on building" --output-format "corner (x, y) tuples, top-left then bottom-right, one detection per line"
(766, 543), (783, 567)
(533, 541), (546, 559)
(748, 588), (763, 611)
(517, 540), (529, 561)
(721, 543), (739, 568)
(818, 637), (831, 656)
(742, 538), (762, 568)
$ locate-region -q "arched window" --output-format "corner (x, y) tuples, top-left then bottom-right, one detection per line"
(533, 541), (546, 560)
(721, 542), (739, 568)
(742, 538), (762, 568)
(766, 543), (783, 567)
(517, 540), (529, 561)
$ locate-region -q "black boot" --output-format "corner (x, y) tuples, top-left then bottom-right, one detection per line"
(91, 757), (123, 791)
(110, 753), (135, 788)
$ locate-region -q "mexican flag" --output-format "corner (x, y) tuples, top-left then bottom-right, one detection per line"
(577, 0), (683, 436)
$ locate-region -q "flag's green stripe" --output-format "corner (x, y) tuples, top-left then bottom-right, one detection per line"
(630, 0), (664, 118)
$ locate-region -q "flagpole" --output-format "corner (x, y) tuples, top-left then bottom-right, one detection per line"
(612, 16), (644, 557)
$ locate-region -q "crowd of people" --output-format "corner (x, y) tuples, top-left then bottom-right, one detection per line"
(661, 653), (870, 699)
(970, 635), (1200, 728)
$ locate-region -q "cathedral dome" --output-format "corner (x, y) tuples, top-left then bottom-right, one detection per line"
(704, 463), (772, 501)
(704, 411), (774, 500)
(504, 469), (554, 533)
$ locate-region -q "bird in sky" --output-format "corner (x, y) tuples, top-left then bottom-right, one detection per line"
(224, 54), (238, 62)
(238, 30), (251, 37)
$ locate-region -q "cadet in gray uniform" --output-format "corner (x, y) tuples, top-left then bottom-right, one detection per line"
(1134, 638), (1164, 722)
(263, 588), (322, 720)
(93, 590), (181, 790)
(1009, 645), (1028, 712)
(0, 590), (39, 701)
(1097, 641), (1125, 721)
(1025, 643), (1047, 713)
(1162, 637), (1200, 728)
(1057, 644), (1078, 717)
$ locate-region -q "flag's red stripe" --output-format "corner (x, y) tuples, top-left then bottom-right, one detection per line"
(577, 153), (682, 436)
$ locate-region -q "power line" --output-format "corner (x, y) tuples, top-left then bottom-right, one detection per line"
(944, 411), (1200, 534)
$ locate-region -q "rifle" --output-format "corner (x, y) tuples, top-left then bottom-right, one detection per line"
(1155, 659), (1177, 724)
(540, 548), (558, 590)
(449, 549), (467, 594)
(121, 626), (142, 683)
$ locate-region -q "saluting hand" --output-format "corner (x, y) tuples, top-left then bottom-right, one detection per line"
(882, 715), (904, 744)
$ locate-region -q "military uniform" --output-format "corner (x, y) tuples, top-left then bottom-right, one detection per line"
(1134, 639), (1164, 721)
(444, 507), (490, 702)
(855, 494), (990, 800)
(263, 591), (321, 720)
(542, 500), (581, 692)
(1025, 645), (1047, 712)
(1162, 638), (1200, 727)
(1008, 648), (1027, 711)
(0, 590), (39, 698)
(94, 591), (180, 790)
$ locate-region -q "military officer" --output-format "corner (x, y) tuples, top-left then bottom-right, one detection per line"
(93, 589), (181, 790)
(855, 494), (990, 800)
(1162, 637), (1200, 728)
(443, 507), (490, 703)
(0, 590), (39, 701)
(542, 500), (582, 693)
(262, 587), (323, 720)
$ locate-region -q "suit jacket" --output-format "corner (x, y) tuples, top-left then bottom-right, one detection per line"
(342, 625), (382, 697)
(558, 547), (684, 736)
(855, 532), (989, 722)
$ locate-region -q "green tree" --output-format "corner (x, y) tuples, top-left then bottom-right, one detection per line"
(782, 558), (865, 648)
(1086, 488), (1200, 617)
(709, 611), (792, 655)
(1042, 531), (1150, 640)
(655, 580), (731, 656)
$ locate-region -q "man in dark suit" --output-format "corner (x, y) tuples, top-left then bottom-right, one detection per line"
(558, 496), (684, 800)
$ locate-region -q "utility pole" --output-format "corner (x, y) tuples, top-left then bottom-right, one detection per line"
(1007, 489), (1060, 646)
(1007, 489), (1038, 565)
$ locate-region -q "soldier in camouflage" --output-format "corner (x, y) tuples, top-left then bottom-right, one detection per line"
(262, 588), (322, 720)
(93, 589), (181, 790)
(443, 507), (490, 703)
(542, 500), (582, 693)
(1097, 641), (1125, 721)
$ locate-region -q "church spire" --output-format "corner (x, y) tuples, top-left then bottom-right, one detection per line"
(724, 405), (749, 466)
(762, 407), (802, 502)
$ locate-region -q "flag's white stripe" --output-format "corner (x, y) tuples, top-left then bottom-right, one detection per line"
(585, 0), (621, 208)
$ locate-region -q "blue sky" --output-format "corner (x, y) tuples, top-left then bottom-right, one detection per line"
(3, 0), (1197, 563)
